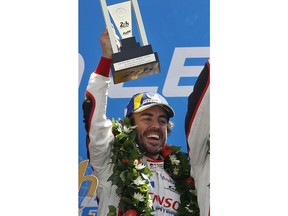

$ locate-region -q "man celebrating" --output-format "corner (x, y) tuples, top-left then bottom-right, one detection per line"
(82, 28), (199, 216)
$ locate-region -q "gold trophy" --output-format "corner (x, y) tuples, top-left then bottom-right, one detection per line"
(100, 0), (160, 84)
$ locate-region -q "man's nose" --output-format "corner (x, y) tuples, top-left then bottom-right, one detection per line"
(150, 119), (160, 128)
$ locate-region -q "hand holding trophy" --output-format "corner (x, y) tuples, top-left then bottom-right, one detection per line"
(100, 0), (160, 84)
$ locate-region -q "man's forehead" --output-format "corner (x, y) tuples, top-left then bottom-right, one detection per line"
(135, 106), (168, 118)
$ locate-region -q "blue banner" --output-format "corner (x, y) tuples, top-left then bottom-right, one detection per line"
(79, 0), (209, 214)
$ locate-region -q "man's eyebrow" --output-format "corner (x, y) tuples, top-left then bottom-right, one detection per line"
(140, 112), (168, 119)
(139, 112), (153, 117)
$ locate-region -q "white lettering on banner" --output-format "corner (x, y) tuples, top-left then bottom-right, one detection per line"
(79, 53), (85, 87)
(163, 47), (210, 97)
(108, 47), (209, 98)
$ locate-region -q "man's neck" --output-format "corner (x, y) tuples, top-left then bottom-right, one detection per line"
(144, 153), (162, 160)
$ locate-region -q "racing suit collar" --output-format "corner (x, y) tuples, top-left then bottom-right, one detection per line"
(142, 155), (164, 171)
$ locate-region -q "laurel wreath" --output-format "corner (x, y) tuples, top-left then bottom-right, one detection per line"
(107, 117), (200, 216)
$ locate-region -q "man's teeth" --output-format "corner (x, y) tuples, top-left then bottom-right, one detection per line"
(147, 134), (159, 139)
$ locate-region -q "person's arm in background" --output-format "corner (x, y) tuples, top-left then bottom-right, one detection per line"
(185, 60), (210, 169)
(185, 60), (210, 216)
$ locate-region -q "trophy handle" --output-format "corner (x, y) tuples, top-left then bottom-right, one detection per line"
(99, 0), (119, 53)
(130, 0), (148, 46)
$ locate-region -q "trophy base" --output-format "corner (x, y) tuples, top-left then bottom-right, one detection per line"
(111, 37), (160, 84)
(112, 61), (160, 84)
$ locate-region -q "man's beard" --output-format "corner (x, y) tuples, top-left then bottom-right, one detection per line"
(136, 130), (165, 157)
(137, 141), (163, 156)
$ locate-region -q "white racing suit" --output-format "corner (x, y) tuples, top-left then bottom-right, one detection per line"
(185, 60), (210, 216)
(82, 60), (180, 216)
